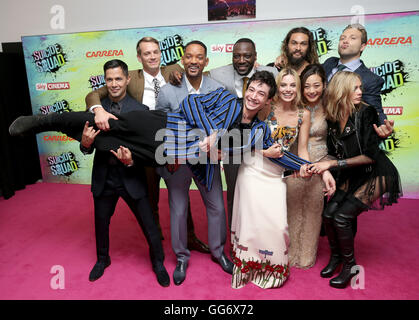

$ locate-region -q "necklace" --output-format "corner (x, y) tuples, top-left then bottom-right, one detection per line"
(306, 104), (321, 124)
(305, 104), (320, 113)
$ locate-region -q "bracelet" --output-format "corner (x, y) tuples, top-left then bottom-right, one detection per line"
(337, 159), (348, 168)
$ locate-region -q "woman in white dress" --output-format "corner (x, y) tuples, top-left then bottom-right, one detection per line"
(230, 68), (331, 289)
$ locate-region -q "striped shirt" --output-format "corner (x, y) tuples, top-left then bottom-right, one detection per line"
(164, 88), (310, 190)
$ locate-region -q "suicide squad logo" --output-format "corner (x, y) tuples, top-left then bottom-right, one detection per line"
(89, 75), (106, 91)
(159, 35), (185, 66)
(311, 28), (332, 57)
(370, 60), (409, 96)
(380, 132), (400, 154)
(47, 152), (80, 176)
(32, 43), (68, 73)
(39, 99), (73, 114)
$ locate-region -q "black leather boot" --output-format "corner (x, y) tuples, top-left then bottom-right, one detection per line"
(329, 227), (357, 289)
(320, 216), (342, 278)
(329, 200), (366, 289)
(320, 201), (342, 278)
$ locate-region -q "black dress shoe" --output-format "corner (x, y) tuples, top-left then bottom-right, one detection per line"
(173, 261), (188, 286)
(9, 114), (55, 136)
(89, 258), (111, 282)
(187, 234), (210, 254)
(9, 115), (38, 136)
(153, 265), (170, 287)
(211, 253), (233, 275)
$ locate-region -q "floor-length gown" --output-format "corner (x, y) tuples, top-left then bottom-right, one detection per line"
(230, 109), (303, 289)
(286, 105), (328, 269)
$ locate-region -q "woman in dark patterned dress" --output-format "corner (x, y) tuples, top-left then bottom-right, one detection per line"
(308, 71), (402, 288)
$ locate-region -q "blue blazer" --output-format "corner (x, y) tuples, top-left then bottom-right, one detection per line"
(323, 57), (386, 124)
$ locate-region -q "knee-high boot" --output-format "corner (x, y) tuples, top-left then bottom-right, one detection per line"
(320, 201), (342, 278)
(330, 199), (367, 289)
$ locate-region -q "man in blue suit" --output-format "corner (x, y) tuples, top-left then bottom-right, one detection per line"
(156, 41), (232, 285)
(80, 59), (170, 287)
(322, 23), (386, 124)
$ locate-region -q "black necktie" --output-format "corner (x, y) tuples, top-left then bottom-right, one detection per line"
(337, 64), (347, 72)
(110, 101), (121, 115)
(330, 64), (348, 81)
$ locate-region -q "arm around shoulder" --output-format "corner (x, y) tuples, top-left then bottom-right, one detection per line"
(85, 85), (109, 111)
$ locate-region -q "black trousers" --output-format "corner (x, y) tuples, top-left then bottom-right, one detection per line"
(93, 183), (165, 268)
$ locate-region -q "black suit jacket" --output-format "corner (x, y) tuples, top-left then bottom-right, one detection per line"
(84, 94), (150, 199)
(323, 57), (386, 124)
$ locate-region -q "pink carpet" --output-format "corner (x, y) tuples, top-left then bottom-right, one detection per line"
(0, 182), (418, 300)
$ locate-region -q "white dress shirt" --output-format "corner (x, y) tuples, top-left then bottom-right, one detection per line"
(184, 75), (203, 94)
(234, 68), (255, 98)
(89, 69), (166, 112)
(142, 70), (166, 110)
(328, 58), (362, 82)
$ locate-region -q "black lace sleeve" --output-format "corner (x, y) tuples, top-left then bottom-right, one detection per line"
(358, 105), (382, 161)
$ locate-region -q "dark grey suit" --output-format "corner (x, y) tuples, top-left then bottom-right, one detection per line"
(155, 75), (227, 263)
(209, 64), (279, 97)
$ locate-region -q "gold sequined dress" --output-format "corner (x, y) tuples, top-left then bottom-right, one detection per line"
(286, 105), (328, 269)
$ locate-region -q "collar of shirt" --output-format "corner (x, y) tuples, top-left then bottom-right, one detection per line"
(103, 93), (130, 112)
(328, 58), (362, 82)
(337, 58), (362, 72)
(234, 68), (255, 98)
(184, 75), (203, 94)
(143, 69), (165, 86)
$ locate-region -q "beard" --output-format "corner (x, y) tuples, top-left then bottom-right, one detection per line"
(287, 51), (307, 68)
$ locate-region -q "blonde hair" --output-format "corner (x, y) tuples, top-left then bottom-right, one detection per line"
(259, 68), (302, 120)
(324, 71), (363, 122)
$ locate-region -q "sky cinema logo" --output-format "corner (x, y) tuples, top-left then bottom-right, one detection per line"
(36, 82), (70, 91)
(383, 107), (403, 115)
(210, 43), (234, 53)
